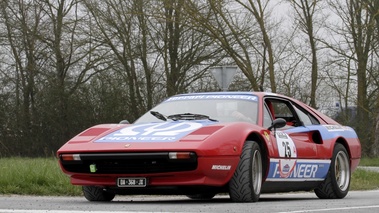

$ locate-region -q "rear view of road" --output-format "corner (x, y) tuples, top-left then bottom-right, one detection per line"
(1, 190), (379, 213)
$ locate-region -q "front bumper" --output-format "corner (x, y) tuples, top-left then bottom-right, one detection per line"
(59, 154), (239, 187)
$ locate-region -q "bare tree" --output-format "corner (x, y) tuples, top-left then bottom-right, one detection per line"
(1, 0), (113, 155)
(235, 0), (277, 92)
(0, 0), (45, 155)
(82, 0), (152, 121)
(135, 0), (154, 109)
(153, 0), (224, 96)
(327, 0), (377, 156)
(32, 0), (109, 150)
(366, 0), (379, 156)
(185, 0), (276, 91)
(288, 0), (322, 108)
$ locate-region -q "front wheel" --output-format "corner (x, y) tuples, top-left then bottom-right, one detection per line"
(82, 186), (115, 202)
(315, 143), (350, 199)
(229, 141), (263, 202)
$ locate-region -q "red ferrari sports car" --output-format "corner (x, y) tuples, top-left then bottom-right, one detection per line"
(57, 92), (361, 202)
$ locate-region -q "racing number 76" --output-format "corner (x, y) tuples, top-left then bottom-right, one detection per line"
(282, 141), (292, 158)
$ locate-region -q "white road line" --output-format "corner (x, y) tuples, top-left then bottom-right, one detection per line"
(0, 210), (163, 213)
(278, 205), (379, 213)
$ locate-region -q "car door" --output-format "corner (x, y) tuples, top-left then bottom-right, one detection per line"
(264, 97), (319, 159)
(263, 96), (332, 181)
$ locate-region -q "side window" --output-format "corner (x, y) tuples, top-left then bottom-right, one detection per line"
(265, 98), (300, 127)
(269, 100), (297, 125)
(265, 97), (320, 127)
(263, 105), (273, 128)
(293, 104), (320, 125)
(272, 101), (293, 118)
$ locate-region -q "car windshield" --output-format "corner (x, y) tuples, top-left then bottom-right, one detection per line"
(134, 94), (258, 124)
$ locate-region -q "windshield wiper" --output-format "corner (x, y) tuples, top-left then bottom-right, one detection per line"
(167, 113), (218, 122)
(150, 111), (167, 121)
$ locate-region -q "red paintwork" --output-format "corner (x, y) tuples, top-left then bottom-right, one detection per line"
(57, 92), (361, 189)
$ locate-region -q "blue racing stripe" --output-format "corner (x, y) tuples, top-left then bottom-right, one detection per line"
(284, 125), (358, 140)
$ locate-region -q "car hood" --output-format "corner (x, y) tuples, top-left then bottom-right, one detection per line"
(95, 121), (217, 143)
(57, 120), (253, 154)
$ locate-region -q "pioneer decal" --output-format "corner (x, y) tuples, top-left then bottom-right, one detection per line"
(266, 159), (330, 181)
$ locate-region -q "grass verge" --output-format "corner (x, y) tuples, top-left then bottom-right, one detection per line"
(0, 157), (378, 196)
(351, 168), (379, 190)
(0, 157), (81, 196)
(358, 157), (379, 167)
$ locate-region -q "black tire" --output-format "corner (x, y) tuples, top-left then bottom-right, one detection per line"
(186, 193), (216, 200)
(314, 143), (350, 199)
(82, 186), (115, 202)
(229, 141), (263, 202)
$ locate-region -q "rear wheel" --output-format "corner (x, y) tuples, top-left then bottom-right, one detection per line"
(229, 141), (263, 202)
(82, 186), (115, 202)
(315, 143), (350, 199)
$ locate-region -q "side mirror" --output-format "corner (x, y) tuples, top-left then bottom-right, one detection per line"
(268, 118), (286, 131)
(119, 120), (130, 124)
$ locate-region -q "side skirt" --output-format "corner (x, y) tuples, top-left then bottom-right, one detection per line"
(262, 181), (321, 193)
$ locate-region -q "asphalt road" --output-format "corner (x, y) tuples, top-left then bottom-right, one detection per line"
(1, 190), (379, 213)
(360, 166), (379, 173)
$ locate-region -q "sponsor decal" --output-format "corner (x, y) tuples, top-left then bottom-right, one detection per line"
(89, 164), (97, 173)
(276, 132), (289, 139)
(278, 159), (297, 178)
(284, 125), (358, 140)
(276, 131), (297, 158)
(95, 122), (204, 142)
(166, 95), (258, 102)
(212, 165), (232, 170)
(266, 159), (330, 181)
(324, 125), (347, 131)
(264, 131), (270, 141)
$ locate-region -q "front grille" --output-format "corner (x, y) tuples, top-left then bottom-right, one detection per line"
(60, 152), (197, 174)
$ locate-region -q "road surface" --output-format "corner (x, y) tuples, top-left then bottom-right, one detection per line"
(1, 190), (379, 213)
